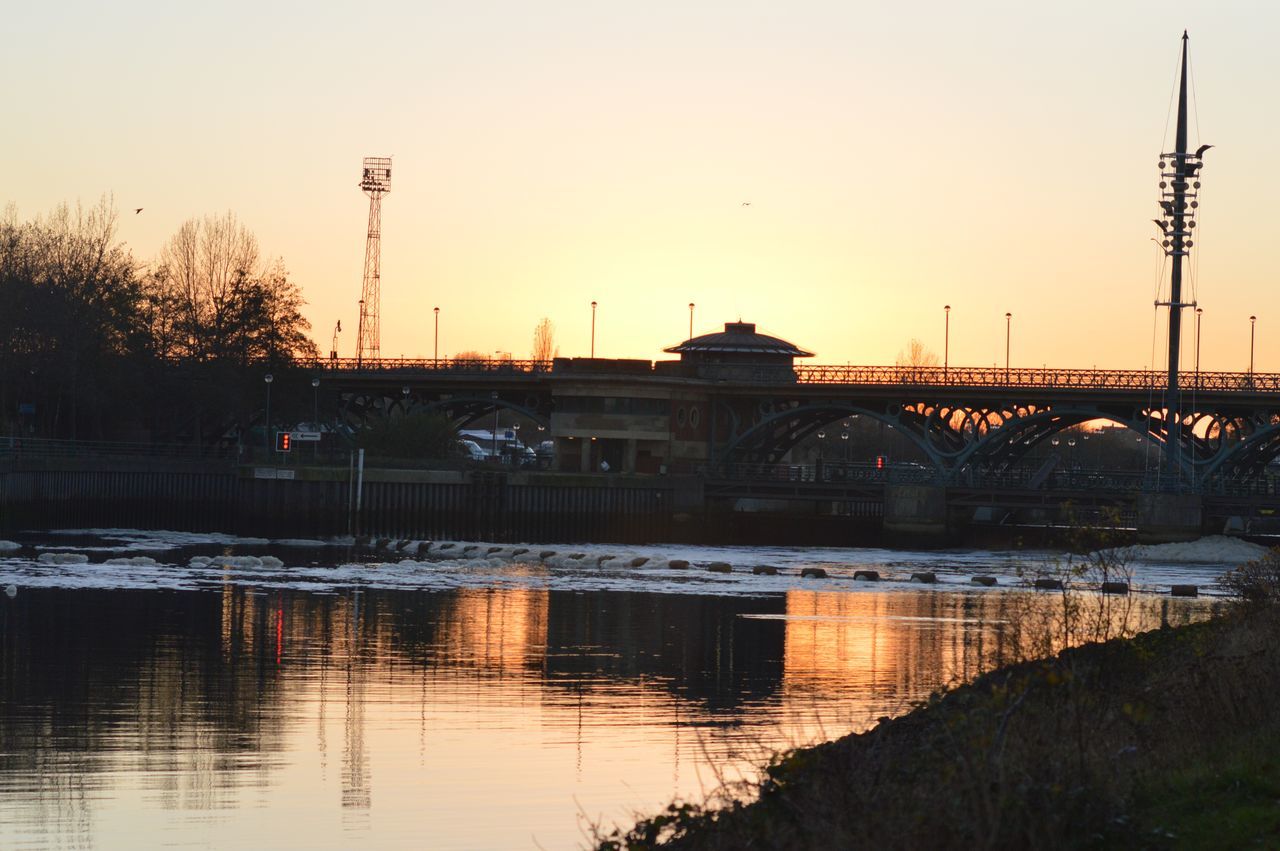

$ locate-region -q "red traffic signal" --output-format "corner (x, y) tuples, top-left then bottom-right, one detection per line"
(275, 431), (291, 452)
(875, 454), (886, 470)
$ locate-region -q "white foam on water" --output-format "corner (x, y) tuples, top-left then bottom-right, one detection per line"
(1108, 535), (1269, 565)
(0, 530), (1239, 599)
(37, 553), (90, 565)
(0, 541), (21, 552)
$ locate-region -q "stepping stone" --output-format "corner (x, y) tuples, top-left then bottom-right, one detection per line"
(801, 567), (828, 579)
(752, 565), (779, 576)
(1171, 584), (1199, 597)
(911, 572), (938, 584)
(853, 570), (881, 581)
(487, 546), (505, 555)
(1101, 581), (1129, 595)
(669, 559), (690, 570)
(629, 557), (650, 567)
(1034, 578), (1065, 591)
(539, 550), (557, 559)
(707, 562), (732, 573)
(971, 576), (998, 587)
(597, 555), (617, 566)
(511, 548), (529, 556)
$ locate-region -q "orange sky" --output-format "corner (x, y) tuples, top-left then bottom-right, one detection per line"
(4, 3), (1278, 370)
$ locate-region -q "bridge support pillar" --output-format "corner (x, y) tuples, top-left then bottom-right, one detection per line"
(1136, 493), (1204, 544)
(883, 484), (948, 543)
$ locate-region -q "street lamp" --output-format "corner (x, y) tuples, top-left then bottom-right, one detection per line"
(1195, 307), (1203, 388)
(513, 422), (522, 466)
(311, 377), (320, 426)
(816, 429), (826, 461)
(944, 305), (951, 380)
(263, 373), (274, 454)
(356, 300), (365, 368)
(1250, 315), (1257, 382)
(1004, 312), (1012, 382)
(490, 391), (500, 462)
(591, 301), (598, 358)
(433, 307), (440, 365)
(688, 302), (695, 340)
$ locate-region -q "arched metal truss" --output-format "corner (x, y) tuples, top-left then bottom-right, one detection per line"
(340, 388), (552, 433)
(712, 395), (1280, 488)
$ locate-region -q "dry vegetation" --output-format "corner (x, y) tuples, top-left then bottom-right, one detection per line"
(595, 543), (1280, 850)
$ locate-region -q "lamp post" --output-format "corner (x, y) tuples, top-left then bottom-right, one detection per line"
(1004, 312), (1012, 382)
(491, 391), (500, 463)
(944, 305), (951, 381)
(1250, 315), (1257, 382)
(311, 377), (320, 426)
(591, 301), (598, 357)
(263, 373), (274, 454)
(688, 302), (695, 340)
(1195, 307), (1203, 389)
(513, 422), (522, 467)
(356, 300), (365, 368)
(433, 307), (440, 365)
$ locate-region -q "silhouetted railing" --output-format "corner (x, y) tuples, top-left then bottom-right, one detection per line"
(0, 437), (239, 462)
(303, 357), (1280, 393)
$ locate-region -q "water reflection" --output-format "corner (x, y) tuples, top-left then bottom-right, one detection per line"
(0, 585), (1219, 849)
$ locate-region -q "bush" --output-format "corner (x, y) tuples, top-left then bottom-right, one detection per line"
(1219, 548), (1280, 604)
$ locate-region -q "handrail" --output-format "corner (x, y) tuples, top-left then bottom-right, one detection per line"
(294, 358), (1280, 393)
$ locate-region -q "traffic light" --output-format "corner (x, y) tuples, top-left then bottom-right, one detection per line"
(275, 431), (291, 453)
(875, 454), (886, 470)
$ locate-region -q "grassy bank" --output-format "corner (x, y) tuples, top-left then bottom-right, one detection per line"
(596, 598), (1280, 849)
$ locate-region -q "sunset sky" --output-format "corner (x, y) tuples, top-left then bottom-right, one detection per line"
(5, 2), (1278, 371)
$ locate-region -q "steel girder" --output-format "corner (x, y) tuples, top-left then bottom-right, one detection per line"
(713, 392), (1280, 487)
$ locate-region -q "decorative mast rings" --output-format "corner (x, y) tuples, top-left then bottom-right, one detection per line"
(1154, 142), (1211, 259)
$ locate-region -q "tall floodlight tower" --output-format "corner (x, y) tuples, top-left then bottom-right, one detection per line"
(356, 157), (392, 366)
(1154, 32), (1210, 487)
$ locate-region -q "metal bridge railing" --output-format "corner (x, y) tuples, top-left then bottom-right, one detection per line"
(0, 437), (240, 462)
(298, 358), (1280, 393)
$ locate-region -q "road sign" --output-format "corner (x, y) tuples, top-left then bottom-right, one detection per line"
(290, 431), (322, 442)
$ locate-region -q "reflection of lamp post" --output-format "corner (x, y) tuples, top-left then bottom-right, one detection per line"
(433, 307), (440, 365)
(841, 430), (850, 463)
(944, 304), (951, 381)
(513, 422), (522, 466)
(591, 301), (598, 357)
(264, 373), (274, 453)
(311, 377), (320, 426)
(402, 386), (410, 415)
(816, 430), (826, 460)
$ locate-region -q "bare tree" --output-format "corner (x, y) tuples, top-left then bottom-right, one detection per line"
(896, 338), (940, 368)
(147, 212), (315, 364)
(531, 317), (558, 362)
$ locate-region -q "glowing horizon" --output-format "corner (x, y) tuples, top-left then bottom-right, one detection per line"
(4, 3), (1277, 372)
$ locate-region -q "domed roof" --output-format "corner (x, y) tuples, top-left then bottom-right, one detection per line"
(664, 321), (814, 357)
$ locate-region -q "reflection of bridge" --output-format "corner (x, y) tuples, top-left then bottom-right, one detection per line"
(315, 358), (1280, 490)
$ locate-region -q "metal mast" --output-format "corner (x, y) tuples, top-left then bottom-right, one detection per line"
(1155, 32), (1209, 484)
(356, 157), (392, 365)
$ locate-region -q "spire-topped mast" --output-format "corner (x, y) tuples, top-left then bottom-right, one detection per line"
(1155, 31), (1209, 486)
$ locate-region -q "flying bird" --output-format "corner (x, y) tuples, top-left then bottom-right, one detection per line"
(741, 202), (751, 206)
(135, 208), (143, 214)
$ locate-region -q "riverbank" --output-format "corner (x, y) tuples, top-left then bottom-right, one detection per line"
(597, 599), (1280, 849)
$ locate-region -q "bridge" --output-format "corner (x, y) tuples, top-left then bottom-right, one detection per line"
(309, 357), (1280, 492)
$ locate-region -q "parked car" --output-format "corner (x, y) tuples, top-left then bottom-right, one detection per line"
(457, 439), (490, 461)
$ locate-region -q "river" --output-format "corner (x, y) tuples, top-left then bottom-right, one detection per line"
(0, 529), (1235, 849)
